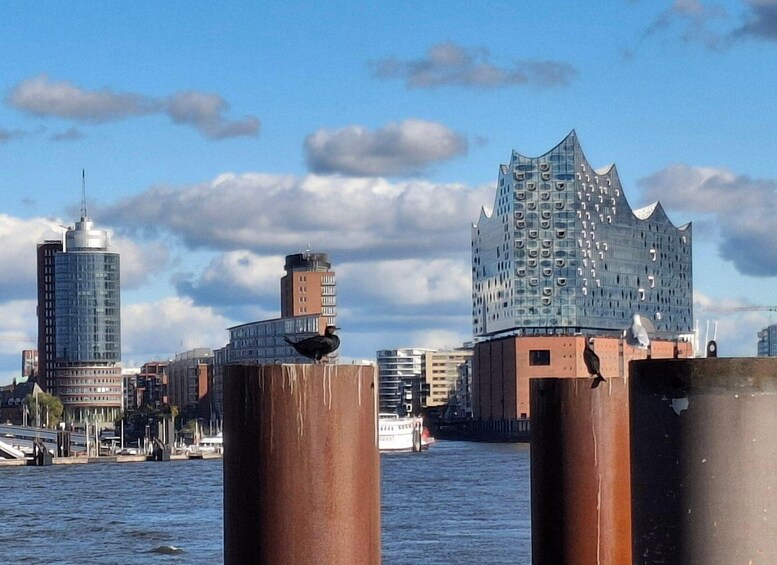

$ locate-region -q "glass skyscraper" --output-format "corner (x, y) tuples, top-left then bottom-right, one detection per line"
(472, 131), (693, 339)
(41, 213), (123, 424)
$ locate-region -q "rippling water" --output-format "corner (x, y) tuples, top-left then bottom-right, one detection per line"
(0, 441), (531, 564)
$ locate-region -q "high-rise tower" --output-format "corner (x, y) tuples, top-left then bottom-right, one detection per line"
(36, 239), (63, 391)
(281, 251), (336, 328)
(472, 131), (693, 340)
(38, 177), (123, 423)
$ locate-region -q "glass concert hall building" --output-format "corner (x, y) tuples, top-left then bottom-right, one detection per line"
(472, 131), (693, 340)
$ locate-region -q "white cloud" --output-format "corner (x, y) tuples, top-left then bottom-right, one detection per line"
(304, 119), (467, 176)
(110, 235), (170, 290)
(175, 251), (285, 307)
(734, 1), (777, 41)
(166, 91), (260, 140)
(7, 74), (156, 121)
(406, 328), (471, 351)
(694, 292), (768, 357)
(0, 214), (169, 298)
(0, 215), (63, 300)
(371, 42), (577, 89)
(100, 173), (493, 260)
(0, 300), (37, 355)
(338, 258), (470, 307)
(6, 75), (260, 140)
(639, 164), (777, 276)
(121, 296), (232, 366)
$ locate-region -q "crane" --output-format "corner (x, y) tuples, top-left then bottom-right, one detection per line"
(0, 336), (35, 343)
(704, 306), (777, 313)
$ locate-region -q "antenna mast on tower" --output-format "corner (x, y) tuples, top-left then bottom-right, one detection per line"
(81, 169), (88, 219)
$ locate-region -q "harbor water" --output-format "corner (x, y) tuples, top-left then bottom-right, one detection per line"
(0, 441), (531, 564)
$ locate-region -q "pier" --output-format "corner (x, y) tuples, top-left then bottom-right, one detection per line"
(530, 357), (777, 564)
(223, 363), (380, 565)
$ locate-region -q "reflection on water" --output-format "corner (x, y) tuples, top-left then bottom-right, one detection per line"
(0, 441), (530, 564)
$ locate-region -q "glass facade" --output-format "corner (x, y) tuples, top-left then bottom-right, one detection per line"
(472, 131), (693, 339)
(757, 325), (777, 357)
(227, 314), (322, 364)
(54, 252), (121, 362)
(43, 215), (122, 424)
(376, 348), (434, 415)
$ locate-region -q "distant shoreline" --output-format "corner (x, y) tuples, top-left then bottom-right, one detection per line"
(0, 452), (223, 468)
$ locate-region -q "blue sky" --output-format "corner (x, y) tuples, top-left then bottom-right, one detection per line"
(2, 0), (777, 384)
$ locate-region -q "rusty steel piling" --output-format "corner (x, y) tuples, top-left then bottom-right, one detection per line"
(530, 377), (632, 565)
(630, 358), (777, 564)
(223, 364), (381, 565)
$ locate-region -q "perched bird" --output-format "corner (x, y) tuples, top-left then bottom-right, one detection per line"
(706, 340), (717, 358)
(625, 313), (653, 349)
(583, 338), (606, 389)
(284, 325), (340, 363)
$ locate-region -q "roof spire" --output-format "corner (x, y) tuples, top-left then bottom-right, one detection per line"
(81, 169), (88, 220)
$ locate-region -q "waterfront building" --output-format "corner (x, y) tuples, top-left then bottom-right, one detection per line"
(211, 251), (339, 417)
(166, 348), (212, 421)
(136, 361), (169, 408)
(472, 335), (692, 428)
(376, 348), (434, 415)
(211, 346), (228, 426)
(36, 240), (62, 392)
(38, 203), (122, 424)
(0, 381), (43, 426)
(757, 324), (777, 357)
(471, 130), (692, 340)
(423, 348), (474, 409)
(21, 350), (38, 382)
(227, 314), (323, 365)
(281, 251), (337, 328)
(216, 251), (338, 368)
(468, 132), (695, 436)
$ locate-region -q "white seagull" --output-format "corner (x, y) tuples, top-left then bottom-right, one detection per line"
(625, 314), (654, 349)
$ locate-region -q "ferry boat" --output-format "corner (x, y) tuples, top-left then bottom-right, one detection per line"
(378, 414), (430, 453)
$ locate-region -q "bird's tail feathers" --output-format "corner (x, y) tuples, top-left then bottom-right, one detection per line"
(591, 374), (606, 389)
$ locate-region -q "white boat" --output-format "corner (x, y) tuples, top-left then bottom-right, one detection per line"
(378, 414), (427, 453)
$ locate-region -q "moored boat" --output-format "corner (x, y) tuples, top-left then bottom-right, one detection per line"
(378, 414), (427, 453)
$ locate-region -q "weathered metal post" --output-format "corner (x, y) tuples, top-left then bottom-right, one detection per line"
(223, 364), (381, 565)
(530, 377), (632, 565)
(630, 358), (777, 564)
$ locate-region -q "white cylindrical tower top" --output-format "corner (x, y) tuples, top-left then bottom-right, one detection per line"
(65, 217), (109, 251)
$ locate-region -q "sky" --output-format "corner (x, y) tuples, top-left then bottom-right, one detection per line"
(2, 0), (777, 384)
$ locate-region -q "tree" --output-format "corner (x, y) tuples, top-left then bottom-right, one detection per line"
(24, 392), (64, 428)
